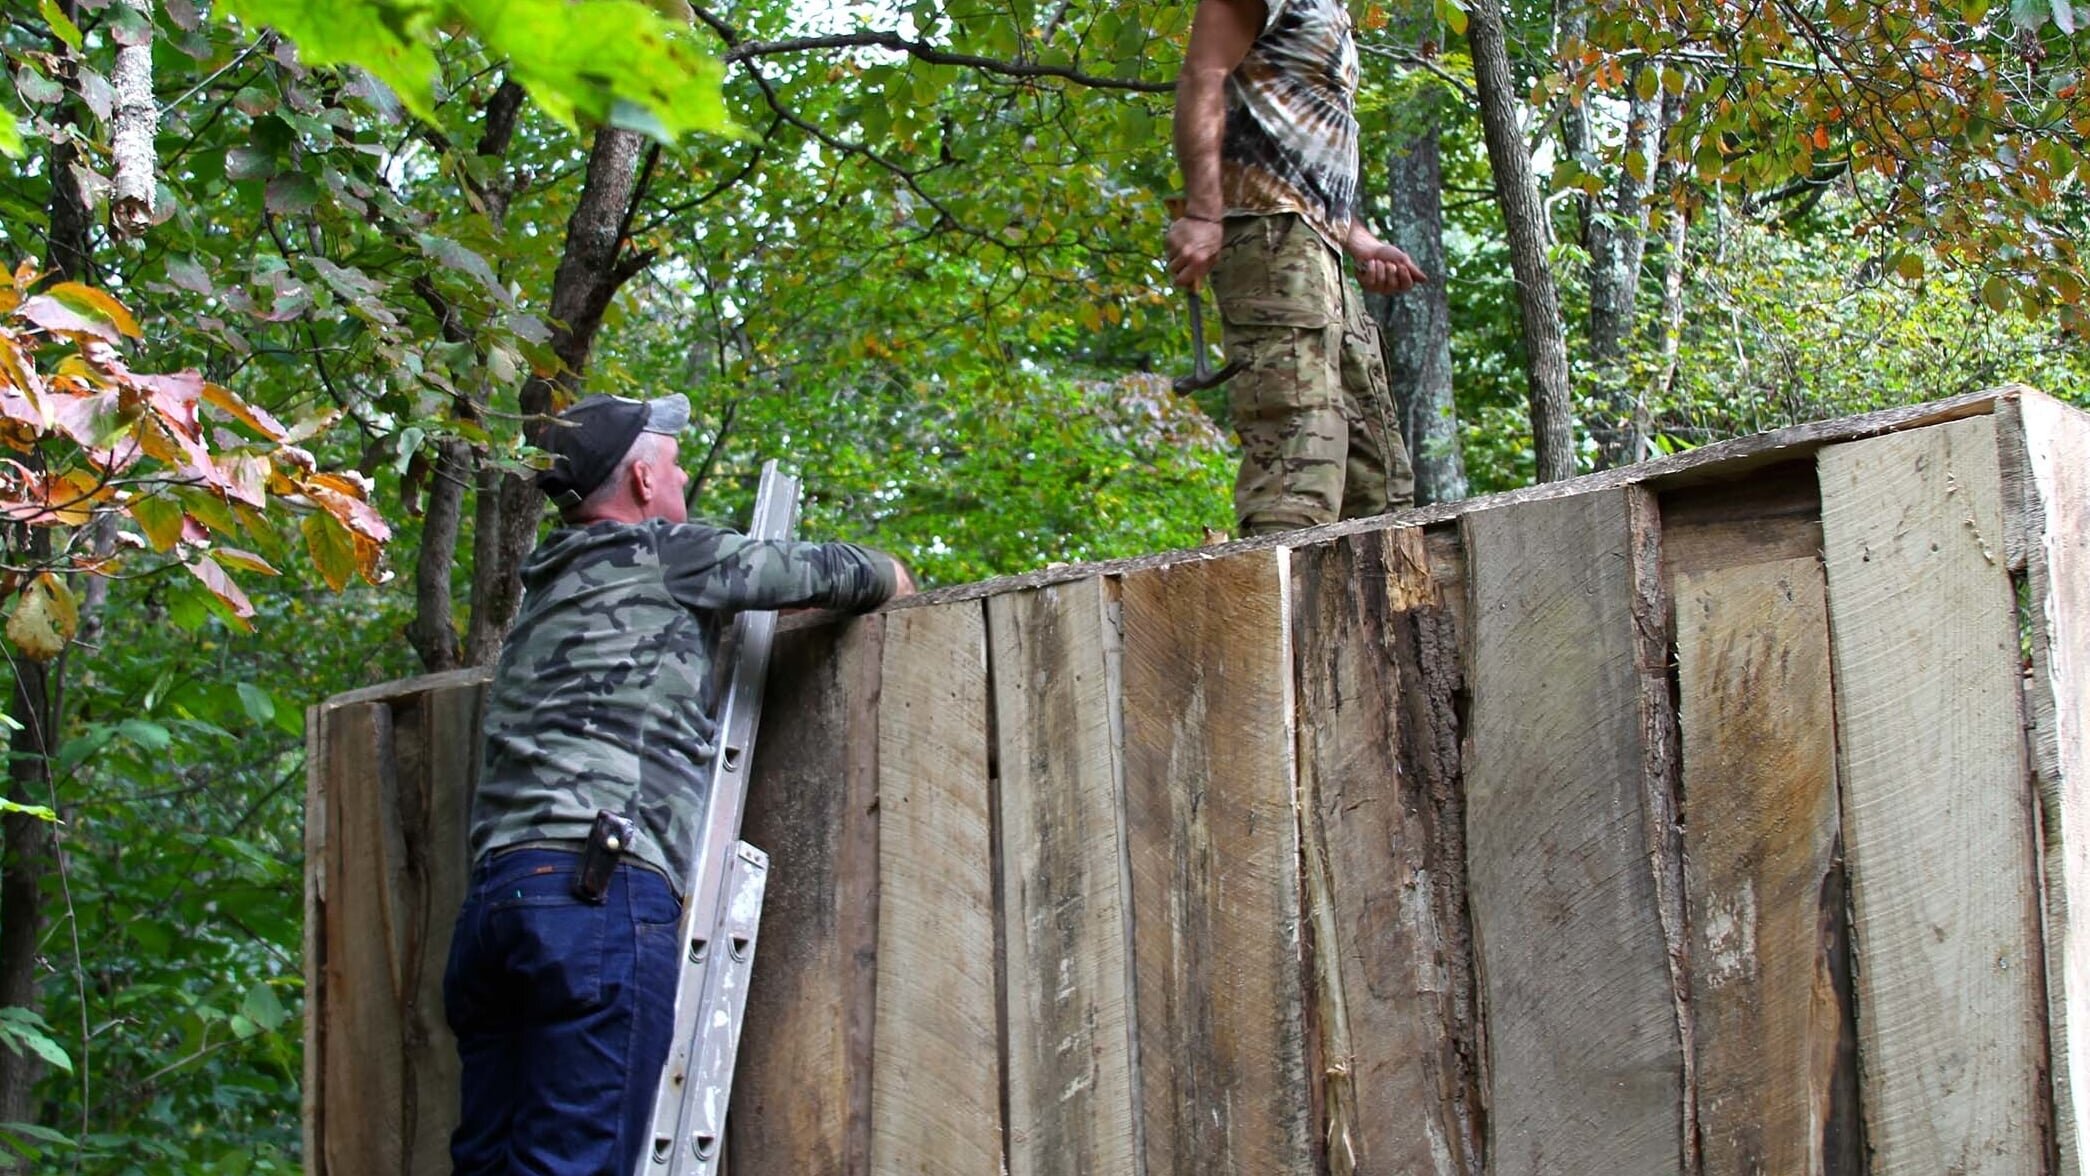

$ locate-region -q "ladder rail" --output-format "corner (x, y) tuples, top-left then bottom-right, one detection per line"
(641, 460), (799, 1174)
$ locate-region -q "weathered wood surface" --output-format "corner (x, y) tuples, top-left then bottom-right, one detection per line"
(304, 680), (482, 1175)
(1677, 557), (1859, 1175)
(730, 618), (886, 1176)
(1819, 416), (2044, 1173)
(2003, 391), (2090, 1173)
(1460, 488), (1686, 1175)
(1121, 548), (1311, 1176)
(988, 579), (1140, 1176)
(868, 603), (1002, 1175)
(1290, 528), (1479, 1176)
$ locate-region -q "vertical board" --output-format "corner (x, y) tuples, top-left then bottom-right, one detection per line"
(1121, 548), (1311, 1176)
(1678, 557), (1859, 1174)
(2010, 394), (2090, 1174)
(305, 681), (483, 1176)
(316, 701), (403, 1174)
(1460, 488), (1686, 1175)
(1291, 527), (1481, 1176)
(731, 618), (885, 1176)
(988, 580), (1140, 1176)
(1819, 415), (2044, 1173)
(869, 603), (1002, 1175)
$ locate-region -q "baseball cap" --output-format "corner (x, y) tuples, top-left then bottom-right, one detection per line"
(536, 394), (691, 511)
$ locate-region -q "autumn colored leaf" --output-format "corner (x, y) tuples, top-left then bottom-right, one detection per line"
(6, 573), (76, 660)
(185, 555), (255, 626)
(127, 492), (184, 553)
(301, 510), (357, 592)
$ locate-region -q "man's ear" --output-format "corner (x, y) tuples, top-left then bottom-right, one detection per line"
(627, 454), (656, 505)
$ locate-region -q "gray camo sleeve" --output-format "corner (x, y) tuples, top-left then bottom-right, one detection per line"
(659, 523), (899, 614)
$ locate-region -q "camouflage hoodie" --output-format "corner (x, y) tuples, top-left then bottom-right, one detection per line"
(470, 518), (898, 889)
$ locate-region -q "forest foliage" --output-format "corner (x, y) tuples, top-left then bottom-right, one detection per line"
(0, 0), (2082, 1167)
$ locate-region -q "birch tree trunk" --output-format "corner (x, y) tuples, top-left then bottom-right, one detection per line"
(109, 0), (156, 236)
(1467, 0), (1576, 481)
(1587, 67), (1662, 468)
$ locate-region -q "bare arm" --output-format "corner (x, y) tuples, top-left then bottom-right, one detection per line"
(1166, 0), (1265, 288)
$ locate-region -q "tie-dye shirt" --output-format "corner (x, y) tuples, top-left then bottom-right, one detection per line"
(1221, 0), (1360, 251)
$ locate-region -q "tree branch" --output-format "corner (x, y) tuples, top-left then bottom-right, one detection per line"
(720, 31), (1170, 93)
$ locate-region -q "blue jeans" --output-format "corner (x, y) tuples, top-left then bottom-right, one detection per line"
(443, 847), (683, 1175)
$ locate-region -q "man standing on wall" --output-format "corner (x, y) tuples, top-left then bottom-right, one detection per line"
(442, 393), (913, 1174)
(1167, 0), (1426, 537)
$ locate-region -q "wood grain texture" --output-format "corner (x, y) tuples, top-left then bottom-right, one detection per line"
(1819, 416), (2044, 1174)
(731, 617), (885, 1176)
(988, 579), (1140, 1176)
(305, 678), (484, 1176)
(2002, 392), (2090, 1173)
(869, 603), (1003, 1175)
(1460, 487), (1685, 1175)
(1121, 548), (1311, 1176)
(1290, 528), (1481, 1176)
(1677, 557), (1859, 1175)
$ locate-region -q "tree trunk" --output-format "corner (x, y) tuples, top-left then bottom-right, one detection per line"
(464, 127), (654, 664)
(1587, 67), (1662, 468)
(407, 440), (471, 672)
(108, 0), (156, 236)
(1649, 86), (1690, 438)
(1376, 122), (1467, 505)
(0, 22), (93, 1123)
(1467, 0), (1576, 481)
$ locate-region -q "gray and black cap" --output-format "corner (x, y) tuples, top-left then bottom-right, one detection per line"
(536, 394), (690, 512)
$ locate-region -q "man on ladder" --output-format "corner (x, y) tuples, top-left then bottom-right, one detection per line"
(442, 393), (913, 1175)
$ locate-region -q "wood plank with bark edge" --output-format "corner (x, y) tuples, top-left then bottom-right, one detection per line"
(868, 603), (1002, 1175)
(305, 680), (484, 1176)
(989, 579), (1140, 1176)
(2002, 392), (2090, 1175)
(730, 617), (886, 1176)
(1677, 557), (1860, 1174)
(1121, 548), (1311, 1176)
(1819, 416), (2045, 1174)
(1290, 527), (1482, 1176)
(1459, 487), (1686, 1175)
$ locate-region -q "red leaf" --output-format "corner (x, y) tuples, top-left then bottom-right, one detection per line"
(186, 555), (254, 623)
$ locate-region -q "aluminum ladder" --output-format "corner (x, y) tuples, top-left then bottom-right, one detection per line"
(640, 459), (798, 1174)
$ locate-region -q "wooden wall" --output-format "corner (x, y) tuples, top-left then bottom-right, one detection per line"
(306, 388), (2090, 1175)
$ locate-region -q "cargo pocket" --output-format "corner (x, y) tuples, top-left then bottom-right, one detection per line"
(1209, 215), (1341, 330)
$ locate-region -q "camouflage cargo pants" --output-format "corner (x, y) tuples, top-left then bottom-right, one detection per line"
(1208, 212), (1415, 536)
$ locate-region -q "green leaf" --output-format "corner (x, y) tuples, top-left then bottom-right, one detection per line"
(128, 492), (185, 553)
(38, 0), (82, 50)
(241, 982), (286, 1033)
(451, 0), (733, 142)
(0, 799), (56, 822)
(220, 0), (441, 123)
(0, 107), (21, 160)
(116, 719), (173, 751)
(264, 172), (320, 215)
(1437, 0), (1469, 37)
(235, 682), (275, 726)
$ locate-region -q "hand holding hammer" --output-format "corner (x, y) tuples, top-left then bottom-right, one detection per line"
(1163, 196), (1244, 395)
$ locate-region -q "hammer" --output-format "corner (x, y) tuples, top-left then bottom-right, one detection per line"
(1173, 284), (1245, 395)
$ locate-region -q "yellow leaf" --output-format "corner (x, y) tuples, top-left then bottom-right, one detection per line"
(1895, 253), (1925, 281)
(45, 282), (141, 339)
(6, 573), (76, 661)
